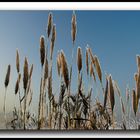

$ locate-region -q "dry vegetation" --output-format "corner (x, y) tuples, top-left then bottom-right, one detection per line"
(2, 11), (140, 130)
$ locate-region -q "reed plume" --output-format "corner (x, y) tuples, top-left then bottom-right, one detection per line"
(71, 11), (77, 44)
(60, 51), (69, 89)
(134, 73), (140, 111)
(77, 47), (82, 73)
(90, 62), (96, 82)
(136, 55), (140, 73)
(108, 75), (115, 113)
(5, 65), (11, 88)
(23, 57), (29, 91)
(57, 52), (61, 77)
(43, 58), (48, 89)
(47, 12), (53, 38)
(40, 36), (45, 67)
(132, 89), (138, 116)
(94, 55), (102, 83)
(16, 49), (20, 73)
(50, 24), (56, 60)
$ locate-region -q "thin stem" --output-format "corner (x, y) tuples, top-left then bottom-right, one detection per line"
(49, 100), (52, 129)
(112, 111), (115, 130)
(68, 43), (74, 129)
(135, 114), (137, 130)
(23, 89), (27, 130)
(3, 87), (7, 129)
(38, 69), (43, 129)
(59, 105), (62, 130)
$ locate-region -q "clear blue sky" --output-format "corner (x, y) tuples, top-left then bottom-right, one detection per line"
(0, 11), (140, 116)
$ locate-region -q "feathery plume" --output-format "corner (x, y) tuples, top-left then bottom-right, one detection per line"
(77, 47), (82, 73)
(60, 50), (69, 89)
(94, 55), (102, 83)
(108, 75), (115, 112)
(23, 57), (29, 91)
(71, 11), (77, 44)
(47, 12), (53, 38)
(5, 65), (11, 88)
(40, 36), (45, 67)
(16, 49), (20, 73)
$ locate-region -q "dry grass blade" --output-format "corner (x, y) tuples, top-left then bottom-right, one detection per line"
(94, 55), (102, 83)
(29, 64), (33, 80)
(104, 77), (108, 108)
(132, 89), (137, 116)
(5, 65), (11, 88)
(89, 62), (96, 82)
(71, 11), (77, 44)
(108, 75), (115, 112)
(40, 36), (45, 67)
(23, 57), (29, 91)
(60, 51), (69, 89)
(86, 47), (89, 75)
(114, 80), (121, 97)
(121, 98), (125, 115)
(16, 49), (20, 73)
(47, 12), (53, 38)
(77, 47), (82, 73)
(88, 48), (95, 64)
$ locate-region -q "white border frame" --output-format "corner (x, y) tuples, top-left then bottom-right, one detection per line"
(0, 2), (140, 138)
(0, 2), (140, 10)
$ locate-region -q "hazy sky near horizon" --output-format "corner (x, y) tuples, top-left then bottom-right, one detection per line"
(0, 11), (140, 116)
